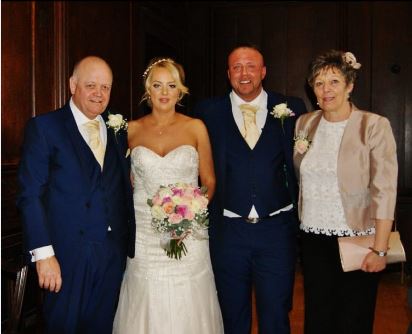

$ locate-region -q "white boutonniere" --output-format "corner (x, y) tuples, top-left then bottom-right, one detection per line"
(270, 103), (295, 130)
(106, 113), (128, 135)
(294, 131), (311, 154)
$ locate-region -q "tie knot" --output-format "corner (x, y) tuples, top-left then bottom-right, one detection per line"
(83, 120), (100, 133)
(239, 104), (259, 115)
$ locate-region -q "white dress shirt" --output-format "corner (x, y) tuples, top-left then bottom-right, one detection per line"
(30, 98), (107, 262)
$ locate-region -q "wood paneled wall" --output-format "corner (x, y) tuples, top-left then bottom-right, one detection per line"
(2, 0), (411, 329)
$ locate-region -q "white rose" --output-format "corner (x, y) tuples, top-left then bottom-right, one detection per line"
(108, 114), (123, 127)
(190, 199), (202, 213)
(274, 103), (287, 114)
(172, 196), (183, 205)
(158, 188), (173, 199)
(151, 205), (167, 220)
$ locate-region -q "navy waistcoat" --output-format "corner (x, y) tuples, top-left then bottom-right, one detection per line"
(224, 117), (292, 217)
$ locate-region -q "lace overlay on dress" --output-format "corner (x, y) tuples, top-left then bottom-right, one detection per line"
(300, 117), (375, 236)
(113, 145), (223, 334)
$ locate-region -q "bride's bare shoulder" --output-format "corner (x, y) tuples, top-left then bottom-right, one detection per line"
(128, 116), (148, 131)
(186, 116), (207, 132)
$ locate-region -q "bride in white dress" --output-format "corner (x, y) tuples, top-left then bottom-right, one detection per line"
(113, 58), (223, 334)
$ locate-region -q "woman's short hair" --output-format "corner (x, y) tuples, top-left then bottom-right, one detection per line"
(307, 49), (361, 87)
(141, 57), (189, 107)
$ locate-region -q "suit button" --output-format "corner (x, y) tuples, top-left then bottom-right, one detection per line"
(252, 194), (257, 198)
(85, 202), (91, 208)
(79, 230), (84, 235)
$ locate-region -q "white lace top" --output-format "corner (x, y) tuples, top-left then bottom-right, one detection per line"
(300, 117), (374, 236)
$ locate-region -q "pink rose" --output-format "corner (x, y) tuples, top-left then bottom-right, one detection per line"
(169, 213), (183, 224)
(162, 196), (172, 204)
(295, 139), (310, 154)
(184, 210), (195, 220)
(176, 205), (188, 217)
(152, 195), (162, 206)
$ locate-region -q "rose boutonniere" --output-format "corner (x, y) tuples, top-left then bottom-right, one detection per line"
(270, 103), (295, 131)
(294, 131), (311, 154)
(106, 113), (128, 135)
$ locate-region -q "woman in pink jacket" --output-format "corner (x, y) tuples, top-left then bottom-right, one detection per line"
(293, 49), (398, 334)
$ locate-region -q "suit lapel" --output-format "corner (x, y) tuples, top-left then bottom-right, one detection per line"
(218, 97), (233, 204)
(293, 111), (322, 172)
(63, 104), (101, 186)
(102, 111), (131, 192)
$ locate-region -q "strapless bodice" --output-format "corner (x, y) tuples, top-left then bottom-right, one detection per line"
(131, 145), (199, 211)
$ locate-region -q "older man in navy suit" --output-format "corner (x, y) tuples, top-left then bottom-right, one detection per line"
(17, 56), (135, 334)
(194, 45), (307, 334)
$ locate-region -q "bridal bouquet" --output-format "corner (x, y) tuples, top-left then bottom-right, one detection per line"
(147, 183), (209, 260)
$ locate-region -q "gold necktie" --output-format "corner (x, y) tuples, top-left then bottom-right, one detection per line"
(239, 104), (260, 149)
(83, 120), (105, 169)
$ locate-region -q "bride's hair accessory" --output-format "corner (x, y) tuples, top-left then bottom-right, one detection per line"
(142, 58), (174, 79)
(343, 52), (361, 69)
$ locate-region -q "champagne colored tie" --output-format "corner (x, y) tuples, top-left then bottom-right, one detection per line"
(83, 120), (105, 169)
(239, 104), (260, 149)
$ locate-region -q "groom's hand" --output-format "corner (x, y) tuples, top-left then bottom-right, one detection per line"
(36, 256), (62, 293)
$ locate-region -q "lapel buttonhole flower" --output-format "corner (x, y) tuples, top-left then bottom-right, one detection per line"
(271, 103), (295, 131)
(294, 130), (311, 154)
(106, 113), (128, 135)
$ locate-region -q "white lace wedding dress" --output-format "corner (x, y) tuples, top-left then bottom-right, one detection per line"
(113, 145), (223, 334)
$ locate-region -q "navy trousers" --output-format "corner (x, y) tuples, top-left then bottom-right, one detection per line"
(211, 210), (298, 334)
(43, 233), (127, 334)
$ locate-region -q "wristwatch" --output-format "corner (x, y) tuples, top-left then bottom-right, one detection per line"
(368, 247), (387, 257)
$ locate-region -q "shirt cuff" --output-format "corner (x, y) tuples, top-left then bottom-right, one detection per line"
(30, 245), (55, 262)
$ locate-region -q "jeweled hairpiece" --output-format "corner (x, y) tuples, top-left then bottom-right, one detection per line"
(142, 58), (174, 79)
(343, 52), (361, 69)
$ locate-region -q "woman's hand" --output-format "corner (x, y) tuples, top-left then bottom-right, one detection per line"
(360, 252), (387, 272)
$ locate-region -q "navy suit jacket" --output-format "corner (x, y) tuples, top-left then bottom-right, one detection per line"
(194, 91), (307, 229)
(17, 103), (135, 264)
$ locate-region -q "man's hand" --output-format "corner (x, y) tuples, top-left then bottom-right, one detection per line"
(36, 256), (62, 293)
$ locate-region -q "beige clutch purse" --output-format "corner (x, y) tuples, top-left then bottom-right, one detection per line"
(337, 231), (406, 272)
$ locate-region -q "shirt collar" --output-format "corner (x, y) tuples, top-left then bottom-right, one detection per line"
(230, 89), (267, 111)
(70, 97), (103, 126)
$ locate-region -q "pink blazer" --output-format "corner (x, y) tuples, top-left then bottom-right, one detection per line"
(293, 106), (398, 232)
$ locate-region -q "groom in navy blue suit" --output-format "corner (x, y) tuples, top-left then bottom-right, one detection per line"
(17, 56), (135, 334)
(194, 45), (306, 334)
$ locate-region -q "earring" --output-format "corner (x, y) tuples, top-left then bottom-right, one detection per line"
(316, 102), (319, 106)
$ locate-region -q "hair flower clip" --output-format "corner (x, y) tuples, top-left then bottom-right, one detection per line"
(343, 52), (361, 69)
